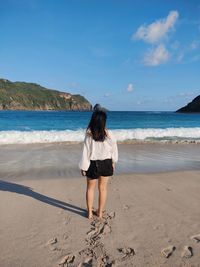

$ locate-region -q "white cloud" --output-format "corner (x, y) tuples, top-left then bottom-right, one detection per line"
(174, 40), (200, 63)
(190, 40), (199, 50)
(176, 92), (195, 97)
(132, 10), (179, 44)
(143, 44), (170, 66)
(103, 93), (111, 97)
(135, 97), (153, 105)
(162, 98), (174, 104)
(126, 83), (134, 92)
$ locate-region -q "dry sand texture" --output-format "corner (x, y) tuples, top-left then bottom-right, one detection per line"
(0, 143), (200, 266)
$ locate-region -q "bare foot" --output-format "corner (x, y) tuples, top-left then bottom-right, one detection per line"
(95, 209), (103, 219)
(98, 213), (103, 219)
(87, 211), (93, 219)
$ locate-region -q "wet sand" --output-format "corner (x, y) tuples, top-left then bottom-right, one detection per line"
(0, 143), (200, 181)
(0, 143), (200, 266)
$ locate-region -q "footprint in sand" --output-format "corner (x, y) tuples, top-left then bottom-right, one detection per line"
(63, 233), (69, 240)
(181, 246), (193, 258)
(77, 256), (92, 267)
(102, 224), (111, 235)
(87, 227), (100, 238)
(83, 256), (93, 264)
(118, 247), (135, 260)
(47, 237), (57, 245)
(63, 215), (71, 225)
(78, 211), (115, 267)
(51, 246), (61, 252)
(108, 211), (115, 219)
(59, 253), (75, 266)
(166, 188), (171, 191)
(161, 245), (175, 258)
(123, 204), (130, 210)
(88, 211), (115, 237)
(190, 233), (200, 243)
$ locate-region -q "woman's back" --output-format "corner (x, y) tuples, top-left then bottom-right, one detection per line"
(79, 108), (118, 219)
(85, 129), (118, 161)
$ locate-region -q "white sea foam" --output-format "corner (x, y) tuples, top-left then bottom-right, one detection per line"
(0, 128), (200, 145)
(112, 128), (200, 141)
(0, 129), (85, 145)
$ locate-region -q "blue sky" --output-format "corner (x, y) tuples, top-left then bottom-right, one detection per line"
(0, 0), (200, 111)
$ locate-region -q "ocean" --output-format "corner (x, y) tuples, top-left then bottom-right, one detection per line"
(0, 110), (200, 144)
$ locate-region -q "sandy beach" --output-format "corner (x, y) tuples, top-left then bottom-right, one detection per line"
(0, 143), (200, 267)
(2, 0), (200, 266)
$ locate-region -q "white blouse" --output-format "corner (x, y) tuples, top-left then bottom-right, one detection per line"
(79, 129), (118, 171)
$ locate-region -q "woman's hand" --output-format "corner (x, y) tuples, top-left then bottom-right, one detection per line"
(81, 170), (87, 176)
(112, 162), (115, 171)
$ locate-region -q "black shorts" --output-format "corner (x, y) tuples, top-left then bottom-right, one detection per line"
(86, 158), (113, 179)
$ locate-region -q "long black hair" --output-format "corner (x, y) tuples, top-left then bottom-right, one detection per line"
(87, 110), (107, 141)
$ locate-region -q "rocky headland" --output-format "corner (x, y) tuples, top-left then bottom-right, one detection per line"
(0, 78), (92, 111)
(176, 95), (200, 113)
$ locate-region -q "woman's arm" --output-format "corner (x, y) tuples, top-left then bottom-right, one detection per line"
(109, 130), (118, 164)
(79, 133), (91, 173)
(81, 170), (87, 176)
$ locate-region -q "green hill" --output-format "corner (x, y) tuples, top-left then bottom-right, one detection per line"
(0, 78), (92, 111)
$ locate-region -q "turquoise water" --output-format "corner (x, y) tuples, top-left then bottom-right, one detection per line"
(0, 110), (200, 144)
(0, 110), (200, 130)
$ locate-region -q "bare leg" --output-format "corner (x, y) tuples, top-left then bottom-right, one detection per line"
(86, 178), (96, 219)
(97, 176), (109, 218)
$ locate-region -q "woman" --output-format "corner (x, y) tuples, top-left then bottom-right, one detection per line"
(79, 110), (118, 219)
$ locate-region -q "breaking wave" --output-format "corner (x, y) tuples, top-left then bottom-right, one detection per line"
(1, 127), (200, 145)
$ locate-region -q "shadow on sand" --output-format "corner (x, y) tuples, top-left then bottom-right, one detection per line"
(0, 180), (87, 218)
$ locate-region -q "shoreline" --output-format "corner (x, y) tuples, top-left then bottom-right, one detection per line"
(1, 142), (200, 183)
(1, 138), (200, 147)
